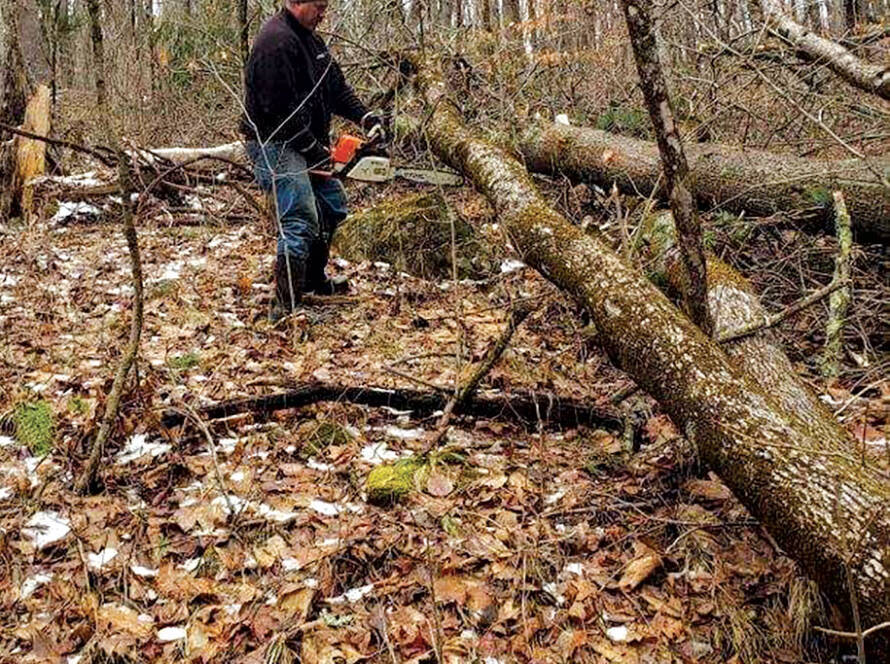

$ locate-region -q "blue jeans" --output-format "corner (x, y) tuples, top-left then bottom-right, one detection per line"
(245, 141), (348, 263)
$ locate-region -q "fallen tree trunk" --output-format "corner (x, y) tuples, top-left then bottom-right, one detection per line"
(641, 209), (847, 444)
(761, 0), (890, 101)
(159, 382), (624, 431)
(520, 121), (890, 244)
(413, 57), (890, 657)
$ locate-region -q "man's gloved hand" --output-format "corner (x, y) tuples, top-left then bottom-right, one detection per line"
(304, 142), (333, 176)
(361, 111), (390, 143)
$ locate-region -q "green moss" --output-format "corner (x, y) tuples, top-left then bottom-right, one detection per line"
(301, 420), (352, 457)
(67, 395), (90, 415)
(14, 400), (55, 456)
(805, 186), (832, 207)
(168, 351), (200, 371)
(365, 458), (424, 505)
(148, 279), (180, 300)
(596, 104), (649, 138)
(334, 192), (499, 280)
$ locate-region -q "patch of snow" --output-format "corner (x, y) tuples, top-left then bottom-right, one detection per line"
(327, 583), (373, 604)
(545, 488), (566, 505)
(229, 470), (245, 482)
(500, 259), (526, 274)
(223, 603), (241, 615)
(563, 562), (583, 576)
(360, 442), (401, 465)
(51, 201), (102, 224)
(22, 511), (71, 549)
(281, 558), (300, 572)
(0, 486), (12, 500)
(116, 434), (171, 464)
(606, 626), (629, 643)
(21, 572), (53, 599)
(255, 503), (298, 523)
(178, 557), (201, 572)
(307, 458), (335, 472)
(309, 499), (343, 516)
(0, 436), (16, 447)
(88, 547), (118, 570)
(218, 438), (239, 454)
(554, 113), (571, 125)
(461, 630), (478, 640)
(68, 655), (82, 664)
(305, 577), (318, 588)
(130, 564), (159, 578)
(157, 626), (187, 642)
(385, 426), (424, 440)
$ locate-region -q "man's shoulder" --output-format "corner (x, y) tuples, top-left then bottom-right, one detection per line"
(253, 11), (296, 49)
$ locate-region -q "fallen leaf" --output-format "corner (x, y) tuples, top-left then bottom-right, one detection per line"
(618, 544), (661, 591)
(426, 471), (454, 497)
(684, 479), (732, 502)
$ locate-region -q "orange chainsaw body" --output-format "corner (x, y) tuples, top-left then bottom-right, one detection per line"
(331, 134), (364, 165)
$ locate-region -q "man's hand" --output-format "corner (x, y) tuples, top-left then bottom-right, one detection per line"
(361, 111), (390, 143)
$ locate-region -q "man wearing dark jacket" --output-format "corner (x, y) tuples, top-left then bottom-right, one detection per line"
(242, 0), (383, 315)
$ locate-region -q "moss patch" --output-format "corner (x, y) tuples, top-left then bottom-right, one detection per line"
(335, 192), (498, 280)
(13, 400), (55, 456)
(300, 420), (352, 457)
(365, 458), (424, 505)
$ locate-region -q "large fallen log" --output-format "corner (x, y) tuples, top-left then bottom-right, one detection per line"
(641, 209), (846, 443)
(413, 57), (890, 657)
(761, 0), (890, 101)
(520, 121), (890, 245)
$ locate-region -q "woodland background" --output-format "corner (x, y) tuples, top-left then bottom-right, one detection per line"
(0, 0), (888, 662)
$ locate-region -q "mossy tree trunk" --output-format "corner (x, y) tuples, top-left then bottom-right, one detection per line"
(622, 0), (713, 336)
(761, 0), (890, 101)
(519, 121), (890, 245)
(411, 55), (890, 659)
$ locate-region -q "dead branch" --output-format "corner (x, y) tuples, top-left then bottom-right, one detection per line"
(158, 382), (623, 432)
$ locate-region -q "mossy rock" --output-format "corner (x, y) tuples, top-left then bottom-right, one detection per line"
(13, 400), (55, 456)
(334, 191), (498, 280)
(365, 458), (425, 506)
(300, 420), (352, 457)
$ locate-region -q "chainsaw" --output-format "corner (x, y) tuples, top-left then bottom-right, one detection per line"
(321, 133), (463, 186)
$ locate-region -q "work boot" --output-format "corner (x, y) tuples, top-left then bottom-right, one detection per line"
(270, 254), (305, 321)
(305, 240), (349, 295)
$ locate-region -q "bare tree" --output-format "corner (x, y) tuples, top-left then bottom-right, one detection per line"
(621, 0), (713, 336)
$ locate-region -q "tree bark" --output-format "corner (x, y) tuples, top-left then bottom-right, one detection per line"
(520, 121), (890, 244)
(640, 209), (847, 445)
(622, 0), (713, 336)
(761, 0), (890, 100)
(0, 0), (29, 128)
(86, 0), (107, 108)
(411, 54), (890, 659)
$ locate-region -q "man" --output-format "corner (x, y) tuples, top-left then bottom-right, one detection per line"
(241, 0), (383, 316)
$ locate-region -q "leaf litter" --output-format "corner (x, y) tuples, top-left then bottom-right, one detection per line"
(0, 181), (886, 663)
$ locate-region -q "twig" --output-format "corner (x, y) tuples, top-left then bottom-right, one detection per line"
(813, 620), (890, 640)
(177, 402), (238, 527)
(425, 301), (535, 450)
(820, 191), (853, 378)
(75, 151), (144, 494)
(718, 278), (847, 343)
(0, 121), (116, 165)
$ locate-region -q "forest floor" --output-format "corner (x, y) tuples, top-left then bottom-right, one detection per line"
(0, 171), (888, 664)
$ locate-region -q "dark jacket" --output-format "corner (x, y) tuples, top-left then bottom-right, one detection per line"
(241, 9), (368, 163)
